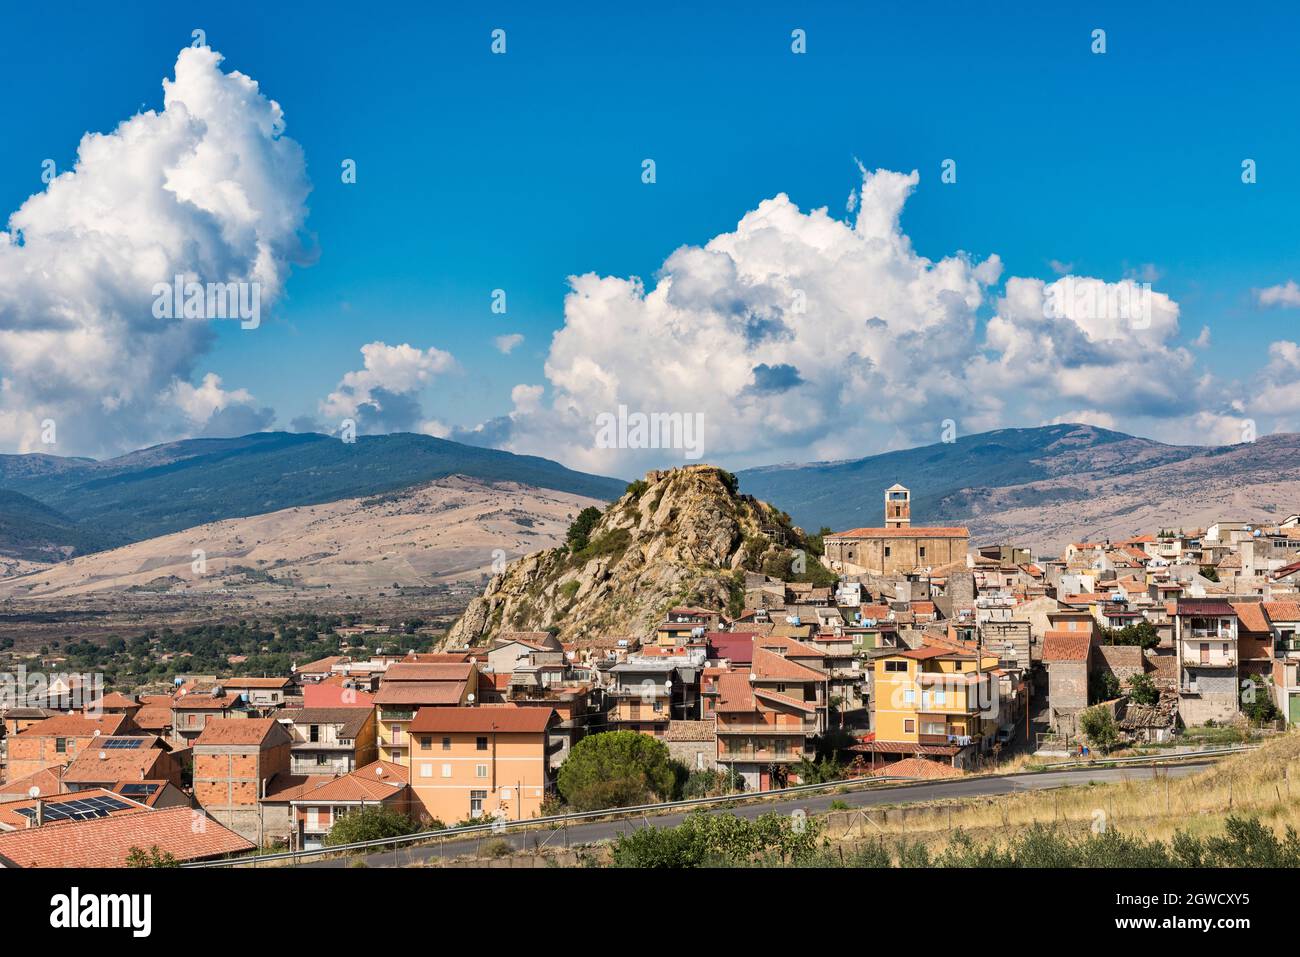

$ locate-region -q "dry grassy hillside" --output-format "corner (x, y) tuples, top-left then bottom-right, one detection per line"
(0, 476), (602, 600)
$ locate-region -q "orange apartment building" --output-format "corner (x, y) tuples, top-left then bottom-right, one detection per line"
(374, 661), (478, 765)
(714, 646), (828, 791)
(406, 706), (557, 824)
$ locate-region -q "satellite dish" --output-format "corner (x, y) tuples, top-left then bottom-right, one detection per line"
(27, 786), (40, 799)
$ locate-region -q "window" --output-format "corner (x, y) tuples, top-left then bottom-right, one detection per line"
(316, 753), (328, 766)
(441, 736), (451, 751)
(934, 691), (946, 706)
(476, 736), (488, 751)
(954, 661), (964, 672)
(884, 546), (892, 558)
(55, 737), (67, 753)
(903, 689), (916, 704)
(923, 721), (946, 736)
(776, 683), (787, 693)
(420, 762), (433, 778)
(904, 719), (915, 733)
(470, 790), (487, 815)
(919, 547), (926, 559)
(476, 764), (489, 778)
(420, 736), (431, 749)
(309, 725), (320, 743)
(884, 660), (907, 672)
(441, 763), (452, 778)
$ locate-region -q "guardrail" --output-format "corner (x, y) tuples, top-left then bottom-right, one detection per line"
(1036, 744), (1255, 770)
(184, 773), (911, 868)
(187, 745), (1247, 868)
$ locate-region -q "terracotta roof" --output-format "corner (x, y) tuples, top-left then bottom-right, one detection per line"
(713, 673), (757, 713)
(872, 757), (964, 779)
(131, 706), (173, 731)
(408, 706), (555, 734)
(260, 773), (334, 802)
(294, 655), (346, 674)
(173, 692), (243, 710)
(1043, 634), (1093, 662)
(221, 677), (293, 689)
(194, 717), (290, 748)
(61, 742), (171, 784)
(850, 740), (961, 756)
(663, 720), (717, 742)
(752, 647), (824, 682)
(383, 662), (476, 682)
(15, 714), (129, 739)
(1231, 602), (1270, 633)
(85, 692), (138, 710)
(831, 526), (969, 539)
(0, 805), (254, 867)
(293, 761), (409, 803)
(1263, 601), (1300, 623)
(0, 766), (66, 800)
(753, 689), (818, 713)
(374, 681), (466, 706)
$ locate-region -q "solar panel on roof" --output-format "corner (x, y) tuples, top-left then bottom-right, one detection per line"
(117, 783), (160, 797)
(14, 795), (133, 823)
(100, 738), (144, 749)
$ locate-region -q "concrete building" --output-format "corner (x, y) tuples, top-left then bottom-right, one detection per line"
(193, 717), (293, 846)
(1174, 599), (1240, 726)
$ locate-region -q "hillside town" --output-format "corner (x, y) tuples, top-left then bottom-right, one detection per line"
(1, 478), (1298, 868)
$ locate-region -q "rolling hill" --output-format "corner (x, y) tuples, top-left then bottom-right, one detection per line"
(0, 476), (603, 600)
(0, 431), (628, 560)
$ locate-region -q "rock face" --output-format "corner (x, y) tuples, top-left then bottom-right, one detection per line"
(445, 465), (809, 647)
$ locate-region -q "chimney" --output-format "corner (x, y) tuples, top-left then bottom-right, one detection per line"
(33, 798), (44, 828)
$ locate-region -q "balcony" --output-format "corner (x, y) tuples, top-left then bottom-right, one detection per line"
(1188, 655), (1236, 668)
(716, 721), (817, 735)
(718, 746), (812, 764)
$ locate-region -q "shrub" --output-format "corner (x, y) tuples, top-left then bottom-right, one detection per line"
(557, 731), (677, 811)
(323, 805), (420, 847)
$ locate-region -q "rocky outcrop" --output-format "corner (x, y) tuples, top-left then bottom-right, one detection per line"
(445, 465), (811, 647)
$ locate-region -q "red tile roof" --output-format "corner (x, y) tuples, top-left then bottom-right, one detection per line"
(374, 682), (466, 706)
(408, 706), (555, 734)
(1263, 601), (1300, 623)
(1043, 634), (1093, 662)
(15, 714), (129, 739)
(292, 761), (408, 803)
(1231, 602), (1270, 633)
(872, 757), (964, 779)
(831, 526), (969, 539)
(194, 717), (289, 748)
(0, 805), (254, 867)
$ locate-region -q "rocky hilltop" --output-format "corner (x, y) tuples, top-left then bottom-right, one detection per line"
(445, 465), (814, 646)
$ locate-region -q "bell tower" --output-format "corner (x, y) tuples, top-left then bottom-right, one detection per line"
(884, 484), (911, 528)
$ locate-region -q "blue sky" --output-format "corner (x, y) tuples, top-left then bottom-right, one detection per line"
(1, 1), (1298, 468)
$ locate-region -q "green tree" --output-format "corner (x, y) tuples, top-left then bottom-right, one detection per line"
(1107, 620), (1160, 650)
(565, 506), (603, 552)
(125, 845), (179, 868)
(1078, 704), (1120, 752)
(323, 805), (420, 847)
(1241, 674), (1281, 725)
(556, 731), (676, 810)
(1126, 671), (1159, 706)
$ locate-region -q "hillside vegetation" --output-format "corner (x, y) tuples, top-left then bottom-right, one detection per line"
(447, 465), (823, 646)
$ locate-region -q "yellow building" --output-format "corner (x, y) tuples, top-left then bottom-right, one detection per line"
(406, 706), (556, 824)
(861, 645), (999, 769)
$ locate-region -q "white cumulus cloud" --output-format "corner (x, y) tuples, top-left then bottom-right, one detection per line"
(0, 45), (311, 456)
(319, 341), (456, 435)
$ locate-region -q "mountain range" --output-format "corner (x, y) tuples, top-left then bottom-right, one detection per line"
(2, 424), (1298, 574)
(0, 431), (626, 562)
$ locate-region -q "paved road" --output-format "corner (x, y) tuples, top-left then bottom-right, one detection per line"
(298, 760), (1209, 868)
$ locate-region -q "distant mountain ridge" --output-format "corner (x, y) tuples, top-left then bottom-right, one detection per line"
(0, 431), (627, 560)
(739, 424), (1300, 554)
